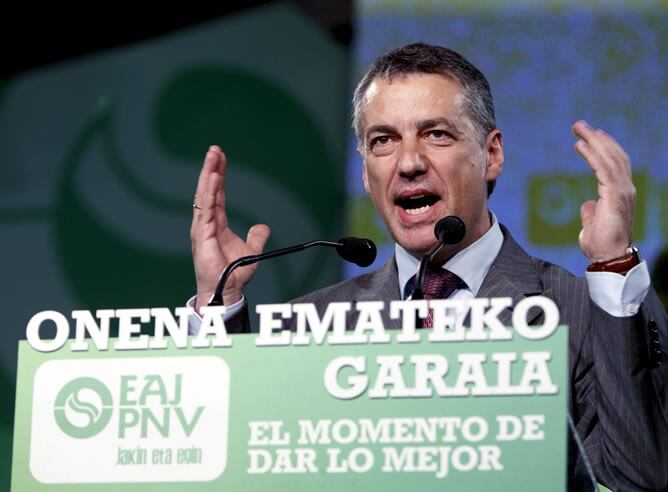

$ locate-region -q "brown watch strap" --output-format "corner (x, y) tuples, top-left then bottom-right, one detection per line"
(586, 247), (640, 275)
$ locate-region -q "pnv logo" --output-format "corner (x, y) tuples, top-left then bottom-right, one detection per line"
(53, 377), (113, 438)
(30, 357), (229, 483)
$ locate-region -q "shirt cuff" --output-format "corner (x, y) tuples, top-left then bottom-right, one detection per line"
(585, 260), (650, 317)
(186, 294), (246, 334)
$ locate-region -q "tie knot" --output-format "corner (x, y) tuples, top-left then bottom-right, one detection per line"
(422, 267), (461, 300)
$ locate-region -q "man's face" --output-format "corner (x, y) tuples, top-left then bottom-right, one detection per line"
(358, 73), (504, 257)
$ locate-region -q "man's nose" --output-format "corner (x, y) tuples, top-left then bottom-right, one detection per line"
(397, 141), (427, 178)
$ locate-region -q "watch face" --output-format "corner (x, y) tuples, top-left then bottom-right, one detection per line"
(626, 246), (641, 264)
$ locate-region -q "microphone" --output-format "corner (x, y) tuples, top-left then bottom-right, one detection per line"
(434, 216), (466, 245)
(412, 216), (466, 300)
(336, 237), (376, 267)
(208, 237), (377, 306)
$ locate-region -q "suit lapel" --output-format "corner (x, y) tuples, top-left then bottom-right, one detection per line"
(475, 225), (545, 326)
(341, 225), (545, 329)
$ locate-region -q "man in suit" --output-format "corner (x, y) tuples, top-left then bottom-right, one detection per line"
(189, 43), (667, 490)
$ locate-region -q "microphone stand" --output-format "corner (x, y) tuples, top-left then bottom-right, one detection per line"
(412, 216), (466, 300)
(208, 238), (375, 306)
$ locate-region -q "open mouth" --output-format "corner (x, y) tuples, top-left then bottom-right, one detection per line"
(395, 194), (439, 215)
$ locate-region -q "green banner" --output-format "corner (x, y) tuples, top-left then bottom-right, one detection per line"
(12, 317), (567, 491)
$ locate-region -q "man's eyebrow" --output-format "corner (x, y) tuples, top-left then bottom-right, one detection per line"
(417, 118), (462, 135)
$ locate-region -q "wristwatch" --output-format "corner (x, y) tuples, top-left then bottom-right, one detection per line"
(586, 245), (640, 275)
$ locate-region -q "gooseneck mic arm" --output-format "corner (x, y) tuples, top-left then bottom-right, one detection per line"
(208, 237), (376, 306)
(412, 216), (466, 300)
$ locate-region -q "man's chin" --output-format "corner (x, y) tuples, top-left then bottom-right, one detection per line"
(394, 232), (438, 258)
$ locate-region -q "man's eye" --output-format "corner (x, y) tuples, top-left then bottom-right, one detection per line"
(370, 136), (392, 149)
(425, 130), (455, 144)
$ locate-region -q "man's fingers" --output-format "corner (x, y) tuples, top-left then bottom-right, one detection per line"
(191, 170), (217, 239)
(193, 146), (232, 234)
(572, 121), (631, 187)
(572, 121), (605, 173)
(573, 138), (593, 164)
(573, 120), (625, 155)
(214, 146), (228, 187)
(197, 173), (221, 224)
(573, 121), (627, 163)
(571, 120), (594, 141)
(246, 224), (271, 255)
(195, 146), (221, 199)
(573, 138), (613, 184)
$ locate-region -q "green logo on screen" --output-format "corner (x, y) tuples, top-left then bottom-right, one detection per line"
(54, 377), (113, 439)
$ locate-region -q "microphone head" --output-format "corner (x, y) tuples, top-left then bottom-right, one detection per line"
(434, 216), (466, 245)
(336, 237), (377, 267)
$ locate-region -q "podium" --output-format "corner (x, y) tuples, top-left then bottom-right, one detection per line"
(11, 301), (568, 491)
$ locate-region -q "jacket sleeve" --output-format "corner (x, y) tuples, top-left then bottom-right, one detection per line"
(575, 287), (668, 491)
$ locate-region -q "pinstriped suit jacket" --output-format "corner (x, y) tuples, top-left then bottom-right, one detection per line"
(236, 226), (668, 491)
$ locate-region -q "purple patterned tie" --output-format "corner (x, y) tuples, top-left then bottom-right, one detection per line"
(420, 267), (462, 328)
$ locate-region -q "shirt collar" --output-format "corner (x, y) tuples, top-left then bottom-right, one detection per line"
(395, 212), (504, 299)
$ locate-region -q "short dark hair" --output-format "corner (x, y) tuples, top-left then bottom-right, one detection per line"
(352, 43), (497, 196)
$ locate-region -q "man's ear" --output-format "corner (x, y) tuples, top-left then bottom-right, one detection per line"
(358, 145), (371, 195)
(484, 129), (504, 182)
(362, 163), (371, 195)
